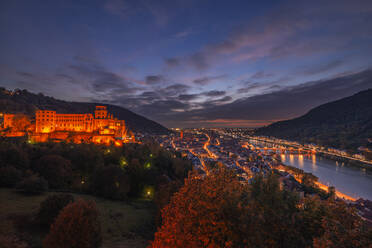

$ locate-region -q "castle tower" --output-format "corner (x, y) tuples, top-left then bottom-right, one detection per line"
(95, 106), (108, 119)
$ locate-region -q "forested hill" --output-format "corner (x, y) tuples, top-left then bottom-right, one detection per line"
(256, 89), (372, 152)
(0, 87), (170, 134)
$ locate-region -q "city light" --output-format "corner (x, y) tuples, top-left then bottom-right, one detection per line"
(119, 157), (128, 168)
(143, 186), (154, 199)
(144, 162), (151, 169)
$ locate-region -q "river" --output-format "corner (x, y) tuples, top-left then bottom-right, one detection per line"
(248, 139), (372, 200)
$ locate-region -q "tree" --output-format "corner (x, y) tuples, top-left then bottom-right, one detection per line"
(43, 199), (102, 248)
(0, 142), (29, 170)
(34, 155), (73, 189)
(313, 200), (372, 248)
(327, 186), (336, 200)
(37, 194), (74, 228)
(16, 174), (48, 194)
(151, 170), (366, 248)
(91, 165), (130, 200)
(154, 180), (182, 226)
(0, 166), (22, 187)
(151, 167), (252, 247)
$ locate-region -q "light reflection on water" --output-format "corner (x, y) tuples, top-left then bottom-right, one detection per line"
(311, 154), (317, 172)
(250, 139), (372, 200)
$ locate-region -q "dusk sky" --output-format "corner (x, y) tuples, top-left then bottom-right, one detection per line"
(1, 0), (372, 127)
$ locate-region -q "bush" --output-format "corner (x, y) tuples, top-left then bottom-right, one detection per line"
(91, 165), (130, 200)
(0, 166), (22, 187)
(16, 175), (48, 194)
(34, 155), (73, 189)
(0, 234), (28, 248)
(0, 142), (29, 170)
(43, 199), (102, 248)
(37, 194), (74, 229)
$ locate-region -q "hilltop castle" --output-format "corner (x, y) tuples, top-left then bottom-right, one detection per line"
(1, 106), (134, 145)
(35, 106), (125, 134)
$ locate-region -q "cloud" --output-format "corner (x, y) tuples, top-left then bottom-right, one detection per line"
(104, 0), (192, 26)
(68, 61), (142, 100)
(163, 0), (372, 70)
(203, 90), (226, 97)
(189, 52), (208, 70)
(145, 74), (165, 84)
(104, 0), (132, 17)
(163, 69), (372, 127)
(203, 69), (372, 120)
(162, 84), (190, 96)
(178, 94), (199, 101)
(192, 74), (227, 85)
(237, 83), (266, 94)
(300, 60), (345, 75)
(237, 76), (291, 95)
(165, 58), (180, 67)
(16, 71), (34, 78)
(174, 29), (193, 38)
(250, 71), (275, 79)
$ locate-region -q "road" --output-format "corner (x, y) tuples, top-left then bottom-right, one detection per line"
(203, 133), (217, 159)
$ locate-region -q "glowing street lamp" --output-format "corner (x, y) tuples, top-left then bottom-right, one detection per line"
(143, 186), (154, 199)
(144, 162), (151, 169)
(119, 157), (127, 168)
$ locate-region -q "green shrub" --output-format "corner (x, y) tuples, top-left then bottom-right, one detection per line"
(0, 166), (22, 187)
(37, 194), (74, 228)
(16, 175), (48, 194)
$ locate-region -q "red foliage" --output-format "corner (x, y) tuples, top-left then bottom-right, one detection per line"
(150, 168), (372, 248)
(313, 200), (372, 248)
(43, 199), (102, 248)
(150, 168), (250, 248)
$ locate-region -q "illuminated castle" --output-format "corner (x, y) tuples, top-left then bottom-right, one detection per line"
(35, 106), (126, 135)
(1, 106), (135, 145)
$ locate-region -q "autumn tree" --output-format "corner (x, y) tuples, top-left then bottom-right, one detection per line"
(151, 169), (371, 248)
(37, 193), (74, 229)
(151, 167), (252, 248)
(43, 199), (102, 248)
(153, 180), (182, 226)
(313, 199), (372, 248)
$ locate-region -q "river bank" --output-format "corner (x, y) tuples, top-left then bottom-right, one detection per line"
(248, 138), (372, 200)
(317, 152), (372, 172)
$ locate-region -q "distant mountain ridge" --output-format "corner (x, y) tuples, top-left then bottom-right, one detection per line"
(256, 89), (372, 152)
(0, 87), (170, 134)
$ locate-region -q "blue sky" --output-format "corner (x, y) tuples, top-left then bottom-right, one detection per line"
(1, 0), (372, 127)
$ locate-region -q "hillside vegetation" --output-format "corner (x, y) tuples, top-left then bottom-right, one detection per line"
(256, 89), (372, 153)
(0, 87), (169, 134)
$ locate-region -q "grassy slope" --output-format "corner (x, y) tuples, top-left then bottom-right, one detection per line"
(0, 189), (154, 248)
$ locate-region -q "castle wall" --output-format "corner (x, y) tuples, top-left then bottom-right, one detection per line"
(3, 114), (15, 128)
(35, 106), (126, 138)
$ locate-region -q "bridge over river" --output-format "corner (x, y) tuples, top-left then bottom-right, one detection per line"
(248, 138), (372, 200)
